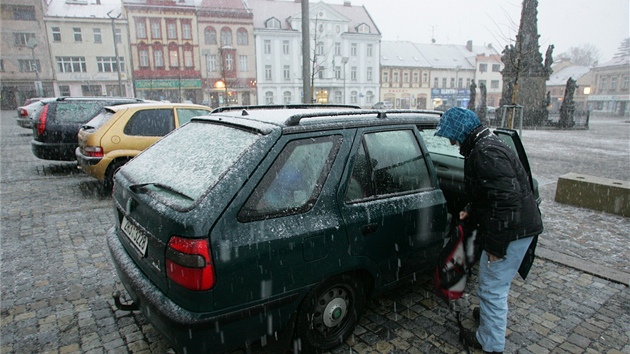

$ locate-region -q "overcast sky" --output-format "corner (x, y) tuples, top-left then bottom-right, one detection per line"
(348, 0), (629, 63)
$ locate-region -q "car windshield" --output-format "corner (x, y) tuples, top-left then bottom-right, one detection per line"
(83, 109), (116, 130)
(120, 122), (260, 207)
(419, 129), (462, 158)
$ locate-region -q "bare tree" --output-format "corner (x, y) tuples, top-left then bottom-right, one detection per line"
(560, 44), (600, 66)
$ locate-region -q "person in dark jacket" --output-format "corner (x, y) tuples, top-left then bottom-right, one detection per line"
(434, 107), (543, 354)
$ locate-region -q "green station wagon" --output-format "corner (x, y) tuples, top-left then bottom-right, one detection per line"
(107, 105), (538, 353)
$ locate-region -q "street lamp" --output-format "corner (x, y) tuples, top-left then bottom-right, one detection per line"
(342, 57), (349, 104)
(27, 38), (42, 97)
(107, 10), (124, 97)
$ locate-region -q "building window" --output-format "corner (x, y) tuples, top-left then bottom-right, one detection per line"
(12, 5), (36, 20)
(265, 18), (281, 29)
(383, 72), (389, 83)
(150, 20), (161, 39)
(478, 79), (487, 88)
(622, 76), (629, 90)
(404, 72), (409, 83)
(335, 66), (341, 79)
(610, 77), (618, 91)
(357, 24), (370, 33)
(93, 28), (102, 43)
(239, 55), (247, 71)
(466, 78), (471, 88)
(167, 21), (177, 39)
(423, 73), (428, 83)
(318, 66), (325, 79)
(237, 28), (248, 45)
(139, 49), (149, 67)
(367, 44), (373, 57)
(433, 77), (438, 87)
(265, 65), (272, 80)
(169, 50), (179, 68)
(0, 59), (4, 72)
(413, 72), (419, 83)
(350, 90), (358, 103)
(264, 40), (271, 54)
(442, 78), (447, 88)
(73, 28), (82, 42)
(136, 20), (147, 39)
(393, 72), (399, 83)
(225, 53), (233, 71)
(334, 42), (341, 56)
(14, 32), (35, 46)
(204, 27), (217, 45)
(316, 42), (324, 55)
(490, 80), (500, 89)
(492, 64), (501, 72)
(184, 50), (193, 68)
(367, 67), (373, 81)
(56, 56), (87, 73)
(283, 91), (291, 104)
(59, 85), (70, 96)
(97, 57), (124, 72)
(265, 91), (274, 104)
(599, 78), (607, 91)
(351, 66), (357, 81)
(283, 40), (290, 54)
(450, 78), (455, 88)
(221, 28), (232, 46)
(52, 27), (61, 42)
(366, 91), (374, 104)
(351, 43), (357, 56)
(334, 91), (342, 103)
(182, 23), (192, 40)
(283, 65), (290, 81)
(209, 55), (217, 71)
(81, 84), (102, 96)
(154, 49), (164, 67)
(479, 63), (487, 72)
(18, 59), (39, 72)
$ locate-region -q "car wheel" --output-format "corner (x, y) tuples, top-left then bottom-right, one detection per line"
(102, 159), (127, 194)
(294, 274), (366, 353)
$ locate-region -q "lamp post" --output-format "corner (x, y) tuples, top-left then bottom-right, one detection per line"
(342, 57), (349, 104)
(107, 10), (124, 97)
(27, 38), (42, 97)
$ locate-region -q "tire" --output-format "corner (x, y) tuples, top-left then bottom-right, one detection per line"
(294, 274), (366, 353)
(102, 159), (127, 194)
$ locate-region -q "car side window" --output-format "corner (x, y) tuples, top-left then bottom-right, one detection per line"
(123, 109), (175, 136)
(239, 135), (342, 221)
(176, 108), (210, 126)
(346, 129), (432, 202)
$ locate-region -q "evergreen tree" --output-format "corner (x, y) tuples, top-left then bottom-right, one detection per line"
(613, 38), (630, 58)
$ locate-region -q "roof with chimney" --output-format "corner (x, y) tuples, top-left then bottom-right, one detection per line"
(381, 40), (501, 70)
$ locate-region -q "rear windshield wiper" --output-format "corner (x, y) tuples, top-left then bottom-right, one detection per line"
(129, 182), (194, 201)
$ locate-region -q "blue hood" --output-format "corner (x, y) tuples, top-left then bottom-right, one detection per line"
(434, 107), (481, 144)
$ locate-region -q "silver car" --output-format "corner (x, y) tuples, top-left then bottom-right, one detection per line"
(16, 98), (56, 129)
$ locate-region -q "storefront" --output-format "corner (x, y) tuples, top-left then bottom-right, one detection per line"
(431, 88), (471, 110)
(135, 78), (202, 103)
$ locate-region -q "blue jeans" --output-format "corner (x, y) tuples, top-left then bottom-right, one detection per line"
(476, 236), (533, 352)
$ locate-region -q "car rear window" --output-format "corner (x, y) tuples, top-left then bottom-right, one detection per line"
(120, 122), (260, 207)
(54, 101), (109, 124)
(84, 109), (116, 130)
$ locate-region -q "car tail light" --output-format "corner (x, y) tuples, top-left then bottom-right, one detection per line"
(36, 104), (49, 136)
(166, 236), (215, 291)
(83, 146), (104, 158)
(18, 108), (28, 117)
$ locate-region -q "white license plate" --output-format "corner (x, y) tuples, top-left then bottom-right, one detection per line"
(121, 217), (148, 257)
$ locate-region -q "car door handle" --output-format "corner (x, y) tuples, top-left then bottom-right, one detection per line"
(362, 223), (378, 235)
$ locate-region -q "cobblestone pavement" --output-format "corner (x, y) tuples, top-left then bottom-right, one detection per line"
(1, 111), (628, 354)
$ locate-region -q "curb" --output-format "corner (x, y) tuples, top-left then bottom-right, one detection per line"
(537, 246), (630, 286)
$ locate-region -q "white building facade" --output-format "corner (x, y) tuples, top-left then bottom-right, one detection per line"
(248, 0), (380, 106)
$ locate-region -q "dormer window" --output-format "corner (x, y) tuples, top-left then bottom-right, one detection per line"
(356, 23), (370, 33)
(266, 18), (281, 29)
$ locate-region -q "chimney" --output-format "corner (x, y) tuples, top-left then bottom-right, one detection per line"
(344, 0), (351, 6)
(466, 40), (473, 52)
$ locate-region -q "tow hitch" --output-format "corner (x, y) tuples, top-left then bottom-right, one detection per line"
(112, 290), (139, 311)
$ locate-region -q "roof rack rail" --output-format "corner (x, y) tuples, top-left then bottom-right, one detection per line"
(211, 103), (361, 114)
(284, 109), (442, 126)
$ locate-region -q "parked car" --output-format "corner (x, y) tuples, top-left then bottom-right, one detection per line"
(107, 106), (538, 353)
(76, 102), (213, 191)
(371, 101), (393, 109)
(16, 97), (56, 129)
(31, 97), (148, 161)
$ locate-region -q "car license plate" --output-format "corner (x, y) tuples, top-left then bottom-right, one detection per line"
(121, 217), (148, 257)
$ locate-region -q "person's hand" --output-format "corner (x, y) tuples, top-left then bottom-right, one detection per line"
(459, 211), (468, 220)
(488, 254), (500, 262)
